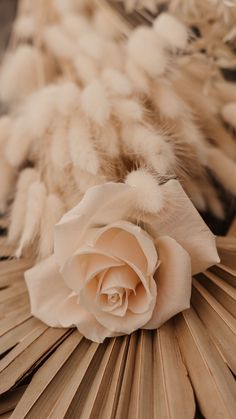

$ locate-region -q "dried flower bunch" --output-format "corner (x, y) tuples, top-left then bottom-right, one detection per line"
(0, 0), (235, 340)
(0, 0), (235, 260)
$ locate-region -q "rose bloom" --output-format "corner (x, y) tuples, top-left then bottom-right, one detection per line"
(26, 180), (219, 342)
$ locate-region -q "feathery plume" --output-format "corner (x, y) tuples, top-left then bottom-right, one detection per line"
(44, 25), (76, 60)
(68, 116), (100, 174)
(153, 13), (188, 50)
(102, 68), (133, 97)
(5, 118), (32, 168)
(0, 46), (44, 104)
(81, 80), (110, 125)
(127, 27), (167, 78)
(16, 181), (46, 257)
(39, 194), (64, 258)
(126, 169), (164, 213)
(122, 124), (175, 174)
(8, 169), (38, 244)
(112, 98), (143, 121)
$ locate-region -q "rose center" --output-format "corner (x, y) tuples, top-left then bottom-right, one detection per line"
(107, 292), (120, 305)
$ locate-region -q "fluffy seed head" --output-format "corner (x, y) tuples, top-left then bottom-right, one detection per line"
(113, 98), (143, 121)
(5, 118), (32, 167)
(44, 25), (76, 59)
(14, 16), (36, 39)
(55, 82), (80, 116)
(102, 68), (133, 96)
(153, 13), (188, 50)
(125, 169), (164, 213)
(0, 46), (43, 104)
(127, 27), (167, 78)
(125, 59), (150, 93)
(81, 80), (110, 125)
(79, 32), (105, 61)
(74, 53), (99, 84)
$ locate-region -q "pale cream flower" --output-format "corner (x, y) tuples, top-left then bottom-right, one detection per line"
(25, 181), (219, 342)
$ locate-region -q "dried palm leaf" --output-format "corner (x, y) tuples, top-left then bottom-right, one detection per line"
(0, 217), (235, 418)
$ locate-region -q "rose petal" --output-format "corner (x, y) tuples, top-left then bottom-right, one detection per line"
(54, 183), (133, 268)
(128, 282), (155, 314)
(25, 256), (91, 329)
(25, 255), (73, 327)
(144, 236), (192, 329)
(101, 265), (139, 292)
(74, 310), (114, 343)
(118, 257), (154, 299)
(89, 221), (157, 276)
(61, 247), (123, 293)
(111, 291), (129, 317)
(146, 180), (220, 274)
(25, 255), (112, 343)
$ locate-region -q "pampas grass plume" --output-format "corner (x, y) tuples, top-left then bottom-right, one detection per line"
(122, 124), (174, 174)
(55, 82), (80, 116)
(53, 0), (88, 15)
(125, 59), (150, 93)
(39, 194), (64, 258)
(73, 168), (105, 193)
(98, 123), (120, 157)
(69, 117), (100, 174)
(74, 53), (99, 84)
(16, 181), (46, 257)
(0, 46), (43, 104)
(155, 83), (185, 119)
(22, 85), (58, 138)
(127, 27), (167, 78)
(50, 122), (70, 169)
(81, 80), (110, 125)
(93, 9), (120, 39)
(14, 16), (35, 39)
(5, 118), (32, 167)
(113, 98), (143, 121)
(44, 25), (76, 60)
(8, 168), (38, 244)
(102, 68), (133, 96)
(79, 32), (105, 61)
(153, 13), (188, 50)
(62, 14), (91, 38)
(126, 169), (164, 213)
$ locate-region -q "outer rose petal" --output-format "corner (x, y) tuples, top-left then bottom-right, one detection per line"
(25, 255), (72, 327)
(25, 255), (112, 342)
(144, 236), (191, 329)
(54, 183), (133, 268)
(146, 180), (220, 274)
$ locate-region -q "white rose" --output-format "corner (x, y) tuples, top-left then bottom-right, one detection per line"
(25, 181), (219, 342)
